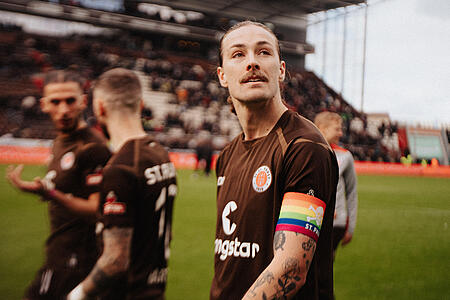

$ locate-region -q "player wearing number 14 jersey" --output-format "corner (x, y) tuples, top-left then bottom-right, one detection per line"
(98, 135), (177, 299)
(67, 68), (176, 300)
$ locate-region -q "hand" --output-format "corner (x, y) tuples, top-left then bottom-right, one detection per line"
(6, 165), (46, 195)
(341, 231), (353, 246)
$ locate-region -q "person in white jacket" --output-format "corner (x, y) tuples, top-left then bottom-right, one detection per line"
(315, 111), (358, 256)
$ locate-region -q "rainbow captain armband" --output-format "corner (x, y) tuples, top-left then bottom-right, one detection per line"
(275, 192), (326, 242)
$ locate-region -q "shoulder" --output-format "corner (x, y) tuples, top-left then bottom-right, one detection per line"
(277, 110), (328, 147)
(287, 138), (335, 163)
(332, 145), (355, 163)
(331, 144), (349, 153)
(77, 132), (111, 164)
(76, 127), (108, 154)
(79, 127), (107, 144)
(75, 131), (111, 168)
(281, 110), (332, 157)
(79, 142), (110, 157)
(283, 133), (338, 180)
(282, 136), (338, 204)
(104, 141), (138, 178)
(109, 136), (171, 169)
(108, 139), (139, 168)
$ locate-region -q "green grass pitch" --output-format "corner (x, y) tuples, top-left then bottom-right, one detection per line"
(1, 165), (449, 299)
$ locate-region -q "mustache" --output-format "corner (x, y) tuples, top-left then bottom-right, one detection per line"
(240, 71), (268, 83)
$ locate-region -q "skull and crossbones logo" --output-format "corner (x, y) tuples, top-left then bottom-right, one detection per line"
(307, 205), (324, 227)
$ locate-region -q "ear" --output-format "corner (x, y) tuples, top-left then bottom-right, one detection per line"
(318, 125), (329, 137)
(279, 60), (286, 82)
(217, 67), (228, 88)
(80, 94), (88, 110)
(94, 97), (106, 119)
(99, 100), (106, 117)
(40, 97), (49, 113)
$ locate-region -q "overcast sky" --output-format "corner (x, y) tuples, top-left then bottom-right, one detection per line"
(305, 0), (450, 127)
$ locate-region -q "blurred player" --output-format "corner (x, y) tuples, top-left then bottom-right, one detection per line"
(210, 21), (338, 300)
(314, 112), (358, 255)
(195, 133), (214, 176)
(6, 70), (111, 300)
(67, 68), (177, 300)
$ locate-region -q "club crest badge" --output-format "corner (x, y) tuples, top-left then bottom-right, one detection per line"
(252, 165), (272, 193)
(60, 152), (75, 170)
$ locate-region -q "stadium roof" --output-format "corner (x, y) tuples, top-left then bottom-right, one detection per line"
(143, 0), (366, 28)
(0, 0), (365, 56)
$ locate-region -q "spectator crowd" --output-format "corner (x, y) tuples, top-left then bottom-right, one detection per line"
(0, 23), (400, 162)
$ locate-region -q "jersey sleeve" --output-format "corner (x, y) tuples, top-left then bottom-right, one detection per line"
(100, 165), (137, 229)
(77, 142), (112, 195)
(282, 140), (336, 202)
(276, 140), (338, 241)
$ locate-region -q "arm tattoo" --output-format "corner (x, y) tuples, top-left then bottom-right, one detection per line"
(87, 265), (118, 296)
(302, 237), (316, 252)
(84, 227), (132, 295)
(256, 234), (316, 300)
(264, 258), (302, 300)
(249, 271), (275, 297)
(102, 227), (133, 270)
(274, 231), (286, 251)
(103, 226), (133, 240)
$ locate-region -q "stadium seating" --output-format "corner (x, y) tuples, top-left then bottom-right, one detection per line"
(0, 24), (400, 162)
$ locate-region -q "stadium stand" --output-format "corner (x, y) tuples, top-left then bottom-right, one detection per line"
(0, 16), (400, 162)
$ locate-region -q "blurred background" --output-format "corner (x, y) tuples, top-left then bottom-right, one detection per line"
(0, 0), (449, 299)
(0, 0), (448, 165)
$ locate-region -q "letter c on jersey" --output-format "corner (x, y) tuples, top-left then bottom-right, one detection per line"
(222, 201), (237, 235)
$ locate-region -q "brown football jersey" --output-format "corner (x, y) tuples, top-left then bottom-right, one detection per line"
(44, 127), (111, 269)
(210, 110), (338, 300)
(99, 136), (177, 299)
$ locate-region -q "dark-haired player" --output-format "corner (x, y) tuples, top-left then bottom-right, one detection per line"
(6, 70), (111, 300)
(67, 68), (177, 300)
(210, 21), (338, 300)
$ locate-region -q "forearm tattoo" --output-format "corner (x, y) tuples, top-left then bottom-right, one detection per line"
(249, 271), (275, 297)
(85, 265), (118, 296)
(85, 227), (132, 295)
(262, 257), (302, 300)
(102, 227), (132, 270)
(91, 266), (114, 291)
(254, 234), (317, 300)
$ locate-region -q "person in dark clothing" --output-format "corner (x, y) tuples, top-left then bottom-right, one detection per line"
(6, 70), (111, 300)
(67, 68), (177, 300)
(210, 21), (338, 300)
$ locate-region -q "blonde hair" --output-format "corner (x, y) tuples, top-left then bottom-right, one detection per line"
(314, 111), (342, 129)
